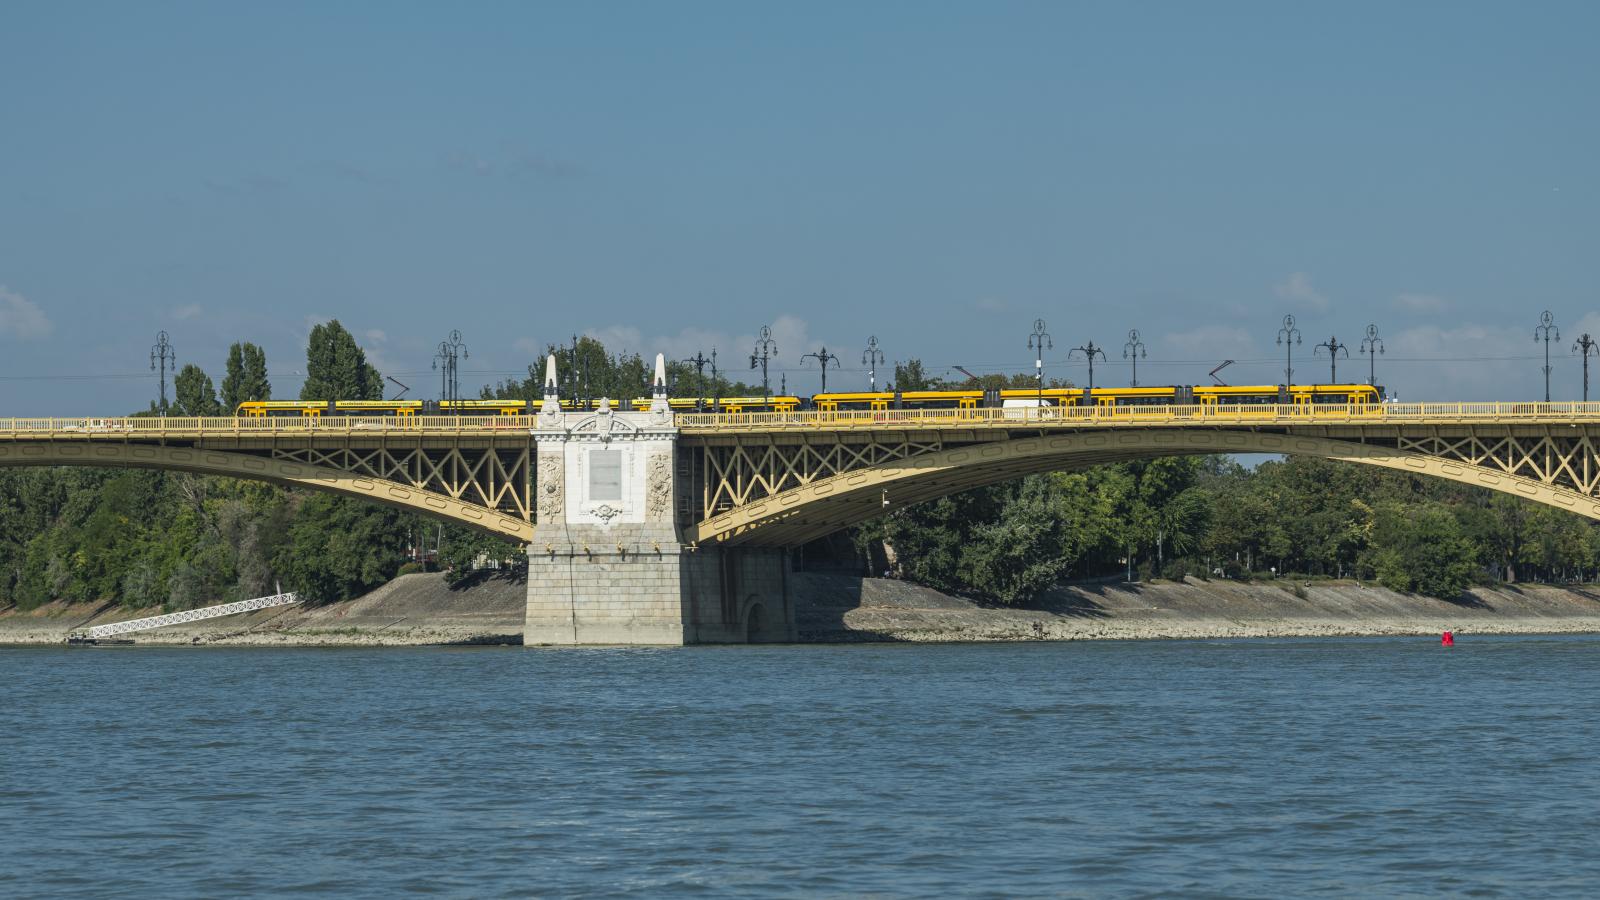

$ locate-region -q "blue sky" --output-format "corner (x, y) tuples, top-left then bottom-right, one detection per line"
(1, 1), (1596, 413)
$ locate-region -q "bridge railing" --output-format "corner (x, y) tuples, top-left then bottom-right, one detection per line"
(675, 402), (1600, 429)
(0, 415), (536, 436)
(8, 402), (1600, 437)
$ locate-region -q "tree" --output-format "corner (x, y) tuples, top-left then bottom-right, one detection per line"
(1363, 503), (1477, 599)
(221, 341), (271, 410)
(958, 476), (1074, 604)
(301, 320), (383, 401)
(172, 364), (223, 416)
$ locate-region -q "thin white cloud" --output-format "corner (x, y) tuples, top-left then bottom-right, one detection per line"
(1160, 325), (1254, 359)
(365, 328), (388, 343)
(173, 303), (203, 320)
(1394, 292), (1448, 313)
(1273, 272), (1329, 313)
(0, 285), (53, 339)
(1384, 322), (1544, 401)
(976, 296), (1008, 313)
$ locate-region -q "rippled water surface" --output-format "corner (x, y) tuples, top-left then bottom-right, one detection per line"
(3, 637), (1600, 897)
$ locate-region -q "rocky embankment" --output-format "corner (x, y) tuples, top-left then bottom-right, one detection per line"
(5, 571), (1600, 646)
(795, 574), (1600, 642)
(0, 572), (528, 646)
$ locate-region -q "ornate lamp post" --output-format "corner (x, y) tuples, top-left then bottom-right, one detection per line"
(862, 336), (885, 393)
(150, 331), (175, 416)
(1574, 333), (1598, 402)
(1313, 334), (1348, 383)
(1123, 329), (1146, 387)
(433, 329), (469, 404)
(1276, 315), (1301, 385)
(1535, 310), (1559, 402)
(1028, 319), (1052, 407)
(1069, 341), (1108, 391)
(1360, 324), (1385, 386)
(801, 346), (840, 394)
(750, 325), (777, 404)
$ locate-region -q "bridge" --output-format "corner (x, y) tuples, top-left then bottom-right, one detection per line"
(6, 359), (1600, 644)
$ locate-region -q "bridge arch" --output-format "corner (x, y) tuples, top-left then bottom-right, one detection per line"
(0, 441), (533, 542)
(694, 428), (1600, 547)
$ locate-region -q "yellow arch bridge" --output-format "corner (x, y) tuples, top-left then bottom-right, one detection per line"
(4, 403), (1600, 547)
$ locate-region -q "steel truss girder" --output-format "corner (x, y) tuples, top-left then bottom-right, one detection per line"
(271, 444), (532, 521)
(692, 433), (944, 517)
(687, 426), (1600, 547)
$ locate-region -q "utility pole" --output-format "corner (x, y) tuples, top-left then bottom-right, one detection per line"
(1535, 310), (1559, 402)
(801, 346), (839, 394)
(750, 325), (777, 405)
(150, 330), (175, 415)
(1028, 319), (1053, 407)
(433, 329), (468, 404)
(1313, 334), (1348, 383)
(683, 351), (711, 410)
(1575, 333), (1599, 402)
(1360, 324), (1385, 386)
(1123, 329), (1146, 387)
(1069, 341), (1108, 391)
(862, 336), (885, 393)
(1276, 314), (1301, 385)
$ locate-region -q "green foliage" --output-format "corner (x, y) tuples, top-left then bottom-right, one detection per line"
(438, 526), (521, 586)
(301, 320), (383, 401)
(221, 341), (271, 410)
(274, 494), (409, 604)
(837, 450), (1600, 606)
(482, 337), (758, 402)
(1363, 503), (1477, 598)
(173, 364), (223, 416)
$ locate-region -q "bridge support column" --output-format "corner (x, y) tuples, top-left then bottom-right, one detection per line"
(523, 359), (793, 645)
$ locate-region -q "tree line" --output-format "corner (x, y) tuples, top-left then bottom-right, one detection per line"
(0, 321), (516, 612)
(4, 336), (1598, 613)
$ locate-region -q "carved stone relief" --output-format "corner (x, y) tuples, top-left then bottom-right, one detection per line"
(536, 452), (564, 522)
(646, 452), (673, 520)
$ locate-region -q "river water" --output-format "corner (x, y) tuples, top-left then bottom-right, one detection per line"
(3, 637), (1598, 897)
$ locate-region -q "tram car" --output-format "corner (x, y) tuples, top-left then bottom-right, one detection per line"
(241, 383), (1382, 418)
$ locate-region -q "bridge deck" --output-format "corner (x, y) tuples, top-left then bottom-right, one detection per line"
(3, 403), (1600, 441)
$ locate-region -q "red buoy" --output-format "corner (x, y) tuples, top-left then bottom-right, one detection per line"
(1441, 631), (1455, 647)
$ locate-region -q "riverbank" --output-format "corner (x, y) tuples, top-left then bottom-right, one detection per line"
(0, 572), (528, 646)
(5, 571), (1600, 646)
(798, 574), (1600, 642)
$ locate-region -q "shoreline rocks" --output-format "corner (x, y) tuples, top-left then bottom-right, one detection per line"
(4, 571), (1600, 646)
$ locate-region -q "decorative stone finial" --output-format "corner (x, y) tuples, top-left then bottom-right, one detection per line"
(650, 352), (671, 416)
(538, 353), (564, 426)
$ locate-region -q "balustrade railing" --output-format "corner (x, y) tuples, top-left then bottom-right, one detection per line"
(5, 402), (1600, 437)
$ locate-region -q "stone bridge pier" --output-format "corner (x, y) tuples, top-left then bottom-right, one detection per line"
(524, 357), (796, 646)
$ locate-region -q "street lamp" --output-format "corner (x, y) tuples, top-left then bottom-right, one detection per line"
(1028, 319), (1052, 407)
(150, 330), (175, 416)
(433, 329), (469, 404)
(1123, 329), (1146, 387)
(1313, 334), (1348, 383)
(1574, 333), (1598, 403)
(1360, 324), (1385, 386)
(750, 325), (777, 404)
(801, 347), (839, 394)
(1069, 341), (1108, 391)
(862, 336), (885, 393)
(1535, 310), (1560, 402)
(1276, 315), (1301, 385)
